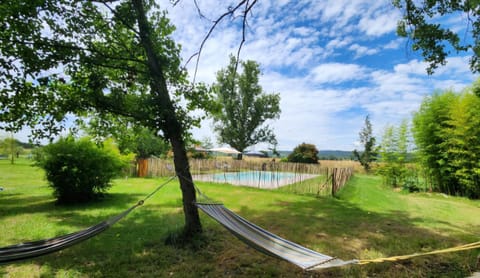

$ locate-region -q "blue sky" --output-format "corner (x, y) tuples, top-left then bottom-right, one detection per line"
(161, 0), (478, 151)
(5, 0), (477, 151)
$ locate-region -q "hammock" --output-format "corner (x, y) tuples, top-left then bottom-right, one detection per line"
(0, 176), (176, 265)
(0, 203), (139, 264)
(196, 200), (480, 270)
(195, 203), (358, 270)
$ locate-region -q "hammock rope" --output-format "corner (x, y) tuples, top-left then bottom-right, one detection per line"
(0, 175), (177, 265)
(357, 241), (480, 265)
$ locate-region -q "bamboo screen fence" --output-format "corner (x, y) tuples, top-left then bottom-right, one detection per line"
(142, 158), (353, 196)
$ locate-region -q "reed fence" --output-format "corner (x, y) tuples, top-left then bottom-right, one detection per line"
(140, 158), (353, 196)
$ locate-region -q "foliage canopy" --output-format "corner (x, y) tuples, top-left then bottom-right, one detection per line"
(212, 55), (281, 155)
(85, 116), (170, 159)
(413, 86), (480, 198)
(394, 0), (480, 74)
(287, 143), (319, 164)
(377, 120), (418, 190)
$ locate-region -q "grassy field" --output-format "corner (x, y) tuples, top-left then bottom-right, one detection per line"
(0, 159), (479, 277)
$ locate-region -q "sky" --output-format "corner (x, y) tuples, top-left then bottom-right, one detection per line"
(159, 0), (478, 151)
(4, 0), (478, 151)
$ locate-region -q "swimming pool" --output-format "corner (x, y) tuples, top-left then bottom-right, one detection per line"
(193, 171), (318, 189)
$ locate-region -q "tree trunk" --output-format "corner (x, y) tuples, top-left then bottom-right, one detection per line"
(170, 133), (202, 236)
(132, 0), (202, 236)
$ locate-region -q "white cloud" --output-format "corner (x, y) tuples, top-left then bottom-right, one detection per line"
(310, 63), (367, 84)
(383, 38), (404, 50)
(393, 60), (429, 76)
(349, 44), (379, 58)
(326, 37), (353, 50)
(155, 1), (478, 151)
(358, 10), (401, 37)
(434, 56), (472, 76)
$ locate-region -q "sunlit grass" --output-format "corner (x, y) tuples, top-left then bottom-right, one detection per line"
(1, 159), (479, 277)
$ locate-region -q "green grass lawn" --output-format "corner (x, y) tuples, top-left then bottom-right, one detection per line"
(1, 159), (479, 277)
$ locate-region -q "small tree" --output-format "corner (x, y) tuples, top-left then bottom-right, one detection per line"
(287, 143), (319, 164)
(36, 137), (125, 204)
(377, 120), (417, 189)
(0, 135), (23, 164)
(353, 115), (378, 173)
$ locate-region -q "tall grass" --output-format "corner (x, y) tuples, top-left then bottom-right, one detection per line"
(1, 159), (479, 277)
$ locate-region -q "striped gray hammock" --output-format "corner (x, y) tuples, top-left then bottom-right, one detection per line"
(0, 176), (175, 265)
(195, 202), (358, 270)
(0, 201), (141, 264)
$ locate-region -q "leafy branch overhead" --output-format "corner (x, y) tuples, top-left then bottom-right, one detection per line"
(0, 0), (212, 139)
(394, 0), (480, 74)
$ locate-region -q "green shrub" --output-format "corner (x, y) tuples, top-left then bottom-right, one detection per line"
(36, 137), (125, 204)
(287, 143), (319, 164)
(377, 163), (421, 192)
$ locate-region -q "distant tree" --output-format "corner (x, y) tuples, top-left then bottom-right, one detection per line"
(378, 120), (414, 188)
(200, 137), (214, 150)
(212, 55), (281, 159)
(191, 137), (214, 159)
(394, 0), (480, 74)
(268, 142), (281, 158)
(0, 135), (23, 164)
(353, 115), (378, 172)
(287, 143), (319, 164)
(85, 116), (170, 159)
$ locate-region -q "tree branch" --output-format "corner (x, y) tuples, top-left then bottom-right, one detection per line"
(233, 0), (257, 75)
(100, 1), (141, 37)
(193, 0), (211, 21)
(185, 0), (258, 83)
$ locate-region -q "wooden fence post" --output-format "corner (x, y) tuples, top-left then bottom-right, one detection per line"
(137, 158), (148, 177)
(331, 168), (336, 196)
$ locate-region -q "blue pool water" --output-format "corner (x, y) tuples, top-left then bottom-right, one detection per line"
(194, 171), (317, 188)
(212, 171), (295, 182)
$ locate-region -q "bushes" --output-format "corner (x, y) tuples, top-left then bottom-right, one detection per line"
(36, 137), (126, 204)
(413, 89), (480, 198)
(287, 143), (319, 164)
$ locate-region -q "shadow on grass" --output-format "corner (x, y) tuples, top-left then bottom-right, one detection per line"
(232, 197), (479, 277)
(1, 192), (479, 277)
(0, 193), (55, 218)
(0, 191), (149, 219)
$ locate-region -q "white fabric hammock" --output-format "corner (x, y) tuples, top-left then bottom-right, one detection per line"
(195, 203), (358, 270)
